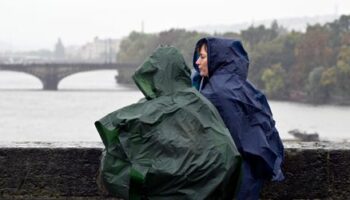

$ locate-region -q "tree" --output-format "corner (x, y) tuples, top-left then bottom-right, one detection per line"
(117, 29), (208, 66)
(307, 67), (328, 103)
(334, 46), (350, 99)
(158, 29), (208, 65)
(261, 63), (286, 98)
(117, 31), (159, 63)
(241, 22), (281, 48)
(292, 24), (335, 93)
(248, 38), (284, 88)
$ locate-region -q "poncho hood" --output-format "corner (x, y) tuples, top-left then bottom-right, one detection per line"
(193, 37), (249, 79)
(134, 46), (191, 99)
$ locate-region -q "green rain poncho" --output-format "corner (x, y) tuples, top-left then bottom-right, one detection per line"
(95, 46), (242, 200)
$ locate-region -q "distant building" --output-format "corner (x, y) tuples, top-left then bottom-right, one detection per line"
(0, 37), (121, 64)
(79, 37), (120, 63)
(54, 38), (65, 61)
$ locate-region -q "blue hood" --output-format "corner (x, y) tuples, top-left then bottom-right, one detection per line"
(193, 37), (249, 79)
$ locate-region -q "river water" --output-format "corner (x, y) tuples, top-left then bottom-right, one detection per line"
(0, 70), (349, 142)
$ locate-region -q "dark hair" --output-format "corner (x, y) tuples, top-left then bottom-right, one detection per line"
(197, 40), (207, 53)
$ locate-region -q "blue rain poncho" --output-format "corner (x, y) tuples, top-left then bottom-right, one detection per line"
(192, 37), (284, 199)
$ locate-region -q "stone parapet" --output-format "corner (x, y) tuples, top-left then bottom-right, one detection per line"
(0, 141), (349, 199)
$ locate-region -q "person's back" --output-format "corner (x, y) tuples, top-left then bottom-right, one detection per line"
(192, 37), (284, 199)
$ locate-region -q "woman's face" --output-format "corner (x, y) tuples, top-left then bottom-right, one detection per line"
(195, 45), (208, 77)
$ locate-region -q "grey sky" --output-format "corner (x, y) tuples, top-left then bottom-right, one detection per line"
(1, 0), (349, 51)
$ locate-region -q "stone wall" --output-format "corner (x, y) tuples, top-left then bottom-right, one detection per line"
(0, 142), (349, 199)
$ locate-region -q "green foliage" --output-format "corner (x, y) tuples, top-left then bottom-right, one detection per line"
(220, 32), (241, 39)
(158, 29), (209, 65)
(290, 24), (335, 95)
(117, 29), (208, 66)
(248, 36), (285, 88)
(117, 15), (350, 104)
(307, 67), (328, 103)
(261, 63), (286, 98)
(241, 25), (278, 48)
(334, 46), (350, 99)
(320, 67), (337, 87)
(117, 31), (159, 63)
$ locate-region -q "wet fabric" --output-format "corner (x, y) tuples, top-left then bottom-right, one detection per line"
(192, 37), (285, 198)
(95, 46), (242, 200)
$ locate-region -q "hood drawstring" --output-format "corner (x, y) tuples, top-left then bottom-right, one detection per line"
(199, 77), (204, 92)
(199, 74), (209, 92)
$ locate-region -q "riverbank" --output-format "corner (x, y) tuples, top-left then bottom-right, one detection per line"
(268, 93), (350, 106)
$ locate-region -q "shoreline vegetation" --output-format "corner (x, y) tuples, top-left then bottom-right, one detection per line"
(116, 15), (350, 106)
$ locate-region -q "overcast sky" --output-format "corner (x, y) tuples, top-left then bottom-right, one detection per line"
(1, 0), (350, 51)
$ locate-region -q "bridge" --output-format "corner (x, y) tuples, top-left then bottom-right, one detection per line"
(0, 63), (140, 90)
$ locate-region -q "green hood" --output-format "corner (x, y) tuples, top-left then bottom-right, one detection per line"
(133, 46), (191, 99)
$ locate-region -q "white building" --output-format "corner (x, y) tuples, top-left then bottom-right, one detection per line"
(79, 37), (121, 63)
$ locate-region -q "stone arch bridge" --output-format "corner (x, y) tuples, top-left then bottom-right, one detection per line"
(0, 63), (139, 90)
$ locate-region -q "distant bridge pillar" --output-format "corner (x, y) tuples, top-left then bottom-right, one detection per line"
(40, 74), (59, 91)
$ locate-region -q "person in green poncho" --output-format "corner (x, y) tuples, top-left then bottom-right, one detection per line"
(95, 46), (242, 200)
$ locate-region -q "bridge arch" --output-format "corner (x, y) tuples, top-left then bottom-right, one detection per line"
(0, 70), (43, 89)
(58, 69), (118, 90)
(0, 63), (139, 90)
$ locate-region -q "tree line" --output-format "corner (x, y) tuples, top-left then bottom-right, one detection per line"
(117, 15), (350, 105)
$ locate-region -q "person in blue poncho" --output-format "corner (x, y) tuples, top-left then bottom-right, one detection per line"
(192, 37), (285, 199)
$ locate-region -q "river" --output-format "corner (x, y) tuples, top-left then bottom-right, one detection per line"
(0, 70), (349, 142)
